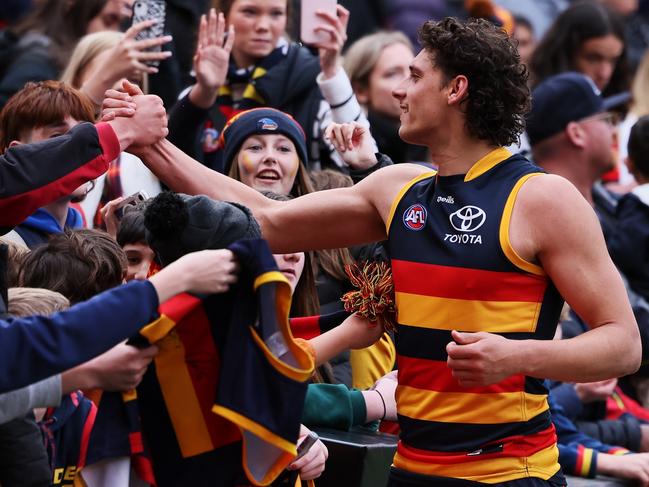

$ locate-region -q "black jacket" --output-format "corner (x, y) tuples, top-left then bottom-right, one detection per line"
(0, 31), (57, 110)
(609, 192), (649, 300)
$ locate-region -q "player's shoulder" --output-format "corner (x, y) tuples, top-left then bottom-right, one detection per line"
(518, 173), (589, 210)
(368, 162), (434, 185)
(516, 173), (600, 233)
(357, 163), (435, 221)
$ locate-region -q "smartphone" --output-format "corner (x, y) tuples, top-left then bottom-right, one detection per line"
(115, 191), (148, 218)
(300, 0), (337, 45)
(131, 0), (167, 66)
(272, 431), (319, 486)
(294, 431), (319, 461)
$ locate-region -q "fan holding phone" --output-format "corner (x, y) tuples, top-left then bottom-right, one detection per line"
(166, 0), (376, 172)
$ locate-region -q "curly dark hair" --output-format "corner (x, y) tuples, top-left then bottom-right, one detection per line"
(418, 17), (530, 147)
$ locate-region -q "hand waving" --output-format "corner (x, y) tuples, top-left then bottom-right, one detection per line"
(195, 9), (234, 91)
(189, 9), (235, 108)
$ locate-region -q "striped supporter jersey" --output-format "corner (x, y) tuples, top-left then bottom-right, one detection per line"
(386, 148), (565, 484)
(134, 239), (314, 487)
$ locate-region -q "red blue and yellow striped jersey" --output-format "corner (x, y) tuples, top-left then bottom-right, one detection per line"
(386, 148), (565, 483)
(135, 239), (314, 486)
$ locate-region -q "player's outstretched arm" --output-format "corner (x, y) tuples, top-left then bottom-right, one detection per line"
(447, 174), (640, 386)
(134, 134), (427, 254)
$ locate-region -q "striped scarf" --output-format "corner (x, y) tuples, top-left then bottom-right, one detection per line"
(203, 46), (288, 155)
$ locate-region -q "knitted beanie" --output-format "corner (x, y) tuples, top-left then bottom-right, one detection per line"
(144, 192), (261, 265)
(219, 108), (308, 174)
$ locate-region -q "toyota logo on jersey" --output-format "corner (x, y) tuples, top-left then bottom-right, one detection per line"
(403, 204), (427, 231)
(449, 205), (487, 232)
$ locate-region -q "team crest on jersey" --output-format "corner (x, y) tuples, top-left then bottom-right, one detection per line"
(257, 117), (279, 131)
(403, 204), (427, 231)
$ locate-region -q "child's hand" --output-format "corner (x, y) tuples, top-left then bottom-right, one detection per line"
(100, 196), (125, 239)
(343, 313), (385, 350)
(288, 425), (328, 480)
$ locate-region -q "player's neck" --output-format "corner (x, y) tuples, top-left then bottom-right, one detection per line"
(429, 134), (499, 177)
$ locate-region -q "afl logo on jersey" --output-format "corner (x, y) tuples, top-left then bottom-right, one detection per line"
(403, 204), (427, 231)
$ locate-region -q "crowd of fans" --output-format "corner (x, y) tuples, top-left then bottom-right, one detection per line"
(3, 0), (649, 486)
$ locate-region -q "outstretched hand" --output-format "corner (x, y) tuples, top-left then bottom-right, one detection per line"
(446, 330), (520, 387)
(325, 121), (377, 170)
(80, 20), (171, 107)
(344, 314), (385, 350)
(100, 196), (125, 239)
(574, 378), (618, 403)
(106, 19), (172, 76)
(102, 80), (168, 148)
(189, 9), (235, 108)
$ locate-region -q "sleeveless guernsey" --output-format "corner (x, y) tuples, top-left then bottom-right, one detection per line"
(386, 148), (564, 483)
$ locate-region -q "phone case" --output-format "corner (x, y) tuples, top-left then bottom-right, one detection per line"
(300, 0), (337, 45)
(132, 0), (167, 66)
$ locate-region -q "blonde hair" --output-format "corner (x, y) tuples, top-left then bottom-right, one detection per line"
(631, 50), (649, 117)
(343, 31), (413, 92)
(8, 287), (70, 317)
(60, 31), (149, 93)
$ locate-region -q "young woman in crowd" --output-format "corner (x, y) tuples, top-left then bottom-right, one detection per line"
(530, 1), (630, 97)
(512, 15), (537, 69)
(343, 31), (428, 164)
(218, 106), (396, 385)
(167, 0), (373, 172)
(220, 107), (353, 312)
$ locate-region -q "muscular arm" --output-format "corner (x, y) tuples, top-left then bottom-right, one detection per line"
(448, 175), (640, 385)
(514, 175), (640, 380)
(137, 140), (428, 252)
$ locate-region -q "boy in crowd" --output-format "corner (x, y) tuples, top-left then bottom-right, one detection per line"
(0, 81), (96, 248)
(0, 288), (70, 487)
(19, 228), (158, 485)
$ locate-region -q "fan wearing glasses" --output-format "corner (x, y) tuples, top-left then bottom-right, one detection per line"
(526, 71), (629, 240)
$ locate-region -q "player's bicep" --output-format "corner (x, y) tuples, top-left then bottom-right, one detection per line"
(261, 163), (430, 253)
(263, 184), (386, 253)
(535, 182), (632, 329)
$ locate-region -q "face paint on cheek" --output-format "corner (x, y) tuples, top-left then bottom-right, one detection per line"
(287, 155), (299, 180)
(240, 152), (257, 175)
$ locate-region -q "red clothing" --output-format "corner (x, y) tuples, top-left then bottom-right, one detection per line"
(0, 121), (118, 233)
